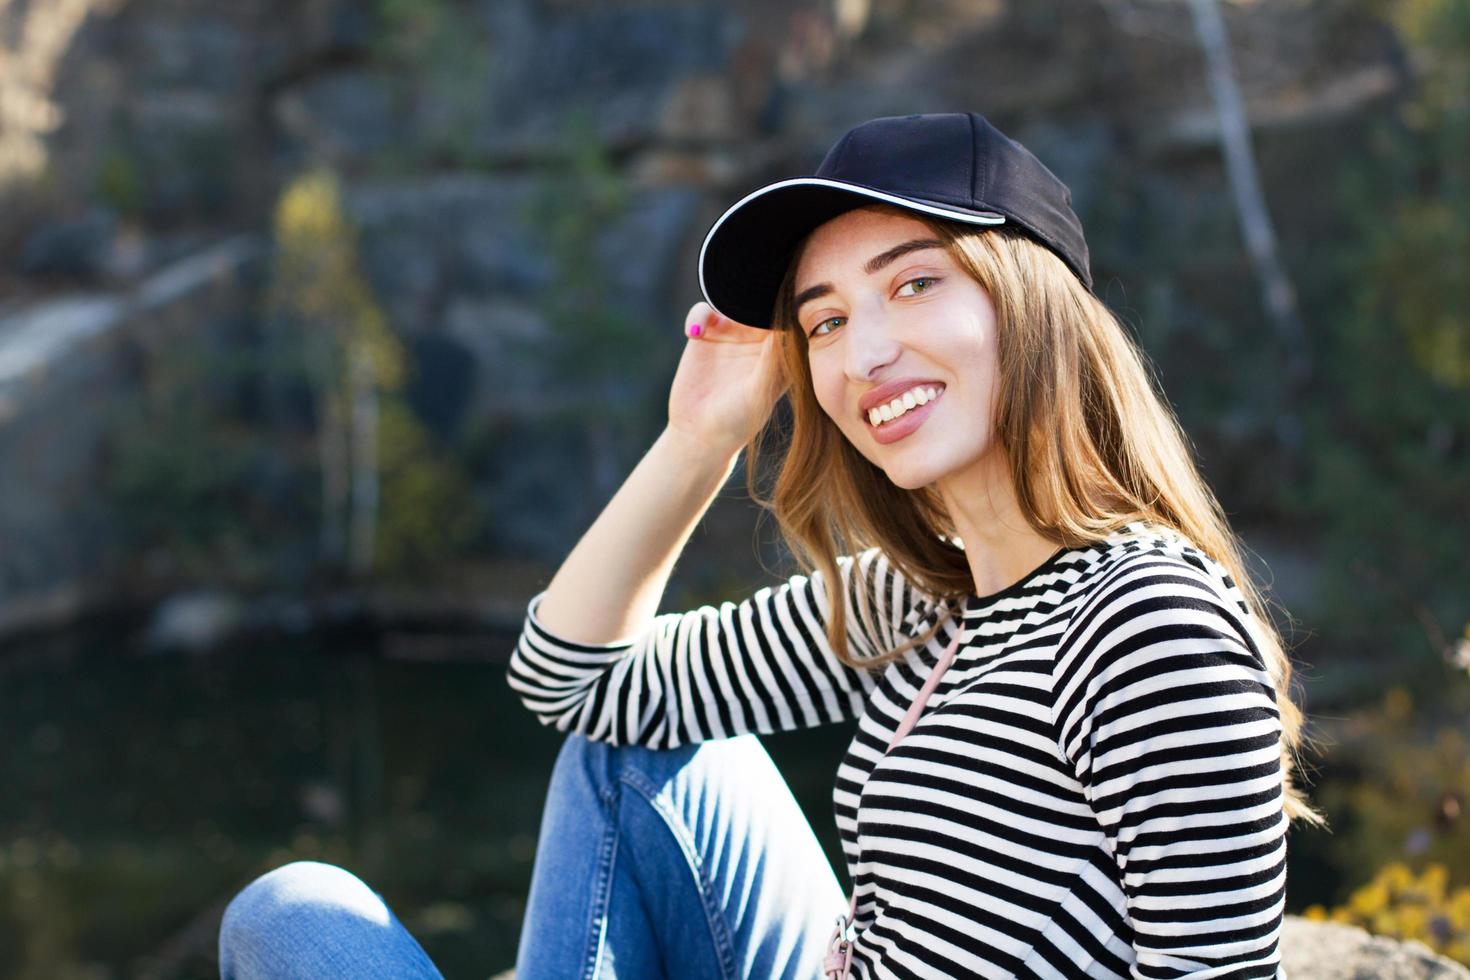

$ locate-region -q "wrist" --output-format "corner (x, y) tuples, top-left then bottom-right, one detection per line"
(659, 425), (743, 480)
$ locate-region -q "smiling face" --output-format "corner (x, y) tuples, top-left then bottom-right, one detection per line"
(792, 205), (1004, 491)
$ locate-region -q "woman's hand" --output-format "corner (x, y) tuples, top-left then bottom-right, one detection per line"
(666, 301), (788, 460)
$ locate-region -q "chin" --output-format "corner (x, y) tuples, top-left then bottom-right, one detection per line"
(846, 431), (941, 486)
(887, 468), (943, 491)
(874, 455), (949, 491)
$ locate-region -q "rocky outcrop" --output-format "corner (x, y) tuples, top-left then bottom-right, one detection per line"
(0, 0), (1400, 624)
(0, 237), (263, 629)
(1281, 916), (1470, 978)
(481, 916), (1470, 979)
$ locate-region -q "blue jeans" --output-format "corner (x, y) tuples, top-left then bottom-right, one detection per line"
(218, 731), (845, 979)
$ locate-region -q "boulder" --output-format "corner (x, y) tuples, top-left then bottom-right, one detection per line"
(1280, 916), (1470, 979)
(484, 917), (1470, 980)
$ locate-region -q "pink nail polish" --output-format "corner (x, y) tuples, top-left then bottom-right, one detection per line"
(687, 323), (702, 337)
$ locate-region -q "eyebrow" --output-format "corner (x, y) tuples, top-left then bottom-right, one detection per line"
(793, 238), (945, 313)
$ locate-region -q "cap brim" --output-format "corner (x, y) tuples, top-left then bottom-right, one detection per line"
(698, 177), (1006, 329)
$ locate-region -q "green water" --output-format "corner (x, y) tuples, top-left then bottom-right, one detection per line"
(5, 622), (1397, 978)
(0, 631), (856, 979)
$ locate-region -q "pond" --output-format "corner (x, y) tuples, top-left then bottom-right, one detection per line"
(0, 624), (857, 979)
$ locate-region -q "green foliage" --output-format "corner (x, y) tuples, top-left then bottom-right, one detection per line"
(268, 168), (407, 392)
(370, 0), (494, 168)
(517, 112), (670, 489)
(1289, 0), (1470, 660)
(373, 400), (482, 574)
(1371, 0), (1470, 387)
(373, 0), (453, 64)
(102, 336), (301, 585)
(92, 146), (142, 216)
(268, 167), (481, 580)
(1295, 680), (1470, 963)
(101, 166), (484, 587)
(1315, 685), (1470, 884)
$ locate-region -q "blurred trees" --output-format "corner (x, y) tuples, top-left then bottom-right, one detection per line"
(371, 0), (495, 169)
(267, 168), (478, 579)
(520, 112), (673, 512)
(103, 168), (481, 588)
(1290, 0), (1470, 682)
(1278, 2), (1470, 960)
(1298, 682), (1470, 964)
(1305, 859), (1470, 965)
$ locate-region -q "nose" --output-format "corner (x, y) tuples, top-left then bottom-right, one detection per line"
(843, 307), (902, 383)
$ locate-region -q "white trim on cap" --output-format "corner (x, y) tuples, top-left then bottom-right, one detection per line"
(697, 177), (1008, 321)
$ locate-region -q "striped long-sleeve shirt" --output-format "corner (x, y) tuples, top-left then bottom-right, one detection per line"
(506, 522), (1288, 978)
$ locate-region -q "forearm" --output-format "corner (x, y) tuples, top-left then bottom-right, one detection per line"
(533, 426), (740, 645)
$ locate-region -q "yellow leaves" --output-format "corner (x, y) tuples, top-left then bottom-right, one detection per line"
(1382, 686), (1414, 724)
(1350, 880), (1390, 918)
(269, 167), (406, 392)
(1383, 861), (1415, 892)
(1322, 860), (1470, 965)
(1392, 0), (1467, 48)
(265, 166), (478, 577)
(275, 170), (348, 245)
(1422, 863), (1450, 903)
(1391, 206), (1470, 388)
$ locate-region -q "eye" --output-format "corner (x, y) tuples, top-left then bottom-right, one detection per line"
(809, 316), (845, 338)
(896, 276), (939, 297)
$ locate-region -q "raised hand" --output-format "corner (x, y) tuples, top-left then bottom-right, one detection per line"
(667, 301), (788, 460)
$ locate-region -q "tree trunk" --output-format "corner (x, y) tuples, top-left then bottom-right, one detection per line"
(348, 346), (379, 579)
(1187, 0), (1312, 448)
(319, 385), (348, 567)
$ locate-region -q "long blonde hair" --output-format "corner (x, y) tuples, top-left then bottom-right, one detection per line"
(741, 203), (1323, 826)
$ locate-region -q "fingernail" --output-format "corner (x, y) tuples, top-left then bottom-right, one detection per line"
(687, 323), (702, 337)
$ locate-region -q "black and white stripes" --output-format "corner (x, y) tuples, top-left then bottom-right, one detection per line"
(507, 524), (1287, 978)
(509, 546), (911, 746)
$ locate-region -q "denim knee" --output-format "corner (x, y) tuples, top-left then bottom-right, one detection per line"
(223, 861), (378, 933)
(219, 861), (381, 976)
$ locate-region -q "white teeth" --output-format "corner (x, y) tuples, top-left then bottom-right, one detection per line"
(867, 385), (943, 427)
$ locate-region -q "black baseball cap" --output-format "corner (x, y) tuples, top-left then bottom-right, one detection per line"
(697, 112), (1093, 328)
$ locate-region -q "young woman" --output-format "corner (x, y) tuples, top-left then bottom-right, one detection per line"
(218, 113), (1321, 979)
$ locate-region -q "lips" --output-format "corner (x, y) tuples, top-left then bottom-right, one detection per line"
(857, 379), (947, 425)
(865, 385), (943, 445)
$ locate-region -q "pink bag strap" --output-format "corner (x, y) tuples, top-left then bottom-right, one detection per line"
(822, 622), (965, 979)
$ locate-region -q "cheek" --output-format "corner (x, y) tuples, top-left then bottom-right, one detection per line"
(808, 366), (845, 423)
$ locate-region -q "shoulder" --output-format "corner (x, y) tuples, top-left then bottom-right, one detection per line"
(1051, 524), (1283, 769)
(1057, 522), (1269, 678)
(1071, 522), (1252, 620)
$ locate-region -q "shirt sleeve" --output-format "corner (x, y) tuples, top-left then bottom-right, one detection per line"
(1051, 550), (1287, 978)
(505, 546), (927, 747)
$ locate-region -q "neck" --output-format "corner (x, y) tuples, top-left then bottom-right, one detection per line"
(937, 448), (1059, 598)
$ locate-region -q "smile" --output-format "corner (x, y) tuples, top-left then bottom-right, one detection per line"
(865, 384), (944, 445)
(866, 384), (944, 427)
